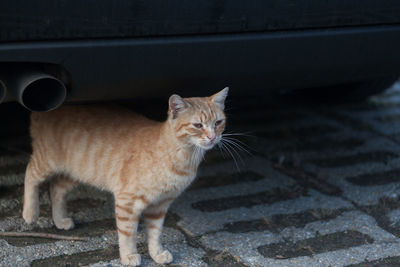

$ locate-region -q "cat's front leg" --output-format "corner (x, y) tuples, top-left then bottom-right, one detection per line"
(115, 193), (148, 266)
(143, 198), (174, 264)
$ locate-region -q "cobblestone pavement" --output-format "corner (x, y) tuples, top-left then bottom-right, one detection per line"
(2, 82), (400, 266)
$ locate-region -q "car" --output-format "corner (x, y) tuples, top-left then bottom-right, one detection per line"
(0, 1), (400, 111)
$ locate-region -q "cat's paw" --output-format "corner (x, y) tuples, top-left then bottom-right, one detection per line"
(151, 250), (173, 264)
(120, 253), (141, 266)
(22, 205), (39, 224)
(54, 217), (75, 230)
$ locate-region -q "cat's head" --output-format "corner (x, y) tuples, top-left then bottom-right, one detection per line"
(168, 87), (229, 150)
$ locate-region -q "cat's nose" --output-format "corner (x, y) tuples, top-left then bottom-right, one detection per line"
(207, 133), (216, 142)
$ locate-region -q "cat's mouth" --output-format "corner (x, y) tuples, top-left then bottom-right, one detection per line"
(198, 140), (219, 150)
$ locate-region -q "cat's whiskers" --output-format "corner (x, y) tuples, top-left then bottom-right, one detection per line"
(217, 142), (228, 159)
(221, 136), (252, 156)
(222, 131), (254, 138)
(217, 133), (254, 172)
(223, 139), (245, 165)
(219, 139), (241, 171)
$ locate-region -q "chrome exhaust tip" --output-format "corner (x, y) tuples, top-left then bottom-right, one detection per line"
(8, 72), (67, 112)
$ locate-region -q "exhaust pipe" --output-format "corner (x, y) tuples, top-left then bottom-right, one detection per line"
(0, 80), (5, 104)
(6, 71), (67, 112)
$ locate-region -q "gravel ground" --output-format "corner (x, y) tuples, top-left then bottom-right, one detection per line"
(2, 82), (400, 266)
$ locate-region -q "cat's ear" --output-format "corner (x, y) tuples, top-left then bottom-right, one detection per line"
(169, 94), (187, 119)
(210, 87), (229, 110)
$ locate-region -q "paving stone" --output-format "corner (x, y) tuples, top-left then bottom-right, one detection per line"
(0, 232), (119, 267)
(172, 158), (352, 236)
(223, 208), (348, 234)
(0, 163), (27, 177)
(0, 184), (23, 199)
(0, 196), (115, 232)
(2, 84), (400, 266)
(347, 169), (400, 186)
(302, 136), (400, 206)
(202, 250), (248, 267)
(30, 245), (120, 267)
(304, 135), (400, 171)
(374, 113), (400, 123)
(310, 151), (398, 168)
(274, 163), (342, 196)
(200, 211), (400, 267)
(250, 116), (381, 163)
(348, 256), (400, 267)
(0, 227), (205, 267)
(190, 171), (264, 190)
(331, 91), (400, 137)
(315, 175), (400, 207)
(387, 209), (400, 229)
(320, 108), (378, 133)
(0, 171), (25, 186)
(2, 218), (115, 247)
(0, 199), (20, 219)
(84, 228), (207, 267)
(358, 196), (400, 240)
(257, 230), (373, 259)
(191, 185), (306, 212)
(0, 155), (27, 186)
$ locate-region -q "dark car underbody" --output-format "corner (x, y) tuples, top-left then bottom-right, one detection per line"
(0, 0), (399, 111)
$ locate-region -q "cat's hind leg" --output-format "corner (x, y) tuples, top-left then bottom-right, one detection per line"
(50, 176), (78, 230)
(22, 157), (50, 224)
(143, 198), (174, 264)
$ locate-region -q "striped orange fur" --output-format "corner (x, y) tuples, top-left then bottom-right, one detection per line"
(22, 88), (229, 266)
(117, 227), (134, 237)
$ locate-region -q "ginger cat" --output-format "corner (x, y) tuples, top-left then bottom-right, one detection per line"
(22, 88), (229, 266)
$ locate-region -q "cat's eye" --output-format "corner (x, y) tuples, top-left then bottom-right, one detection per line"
(193, 123), (203, 128)
(215, 120), (223, 126)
